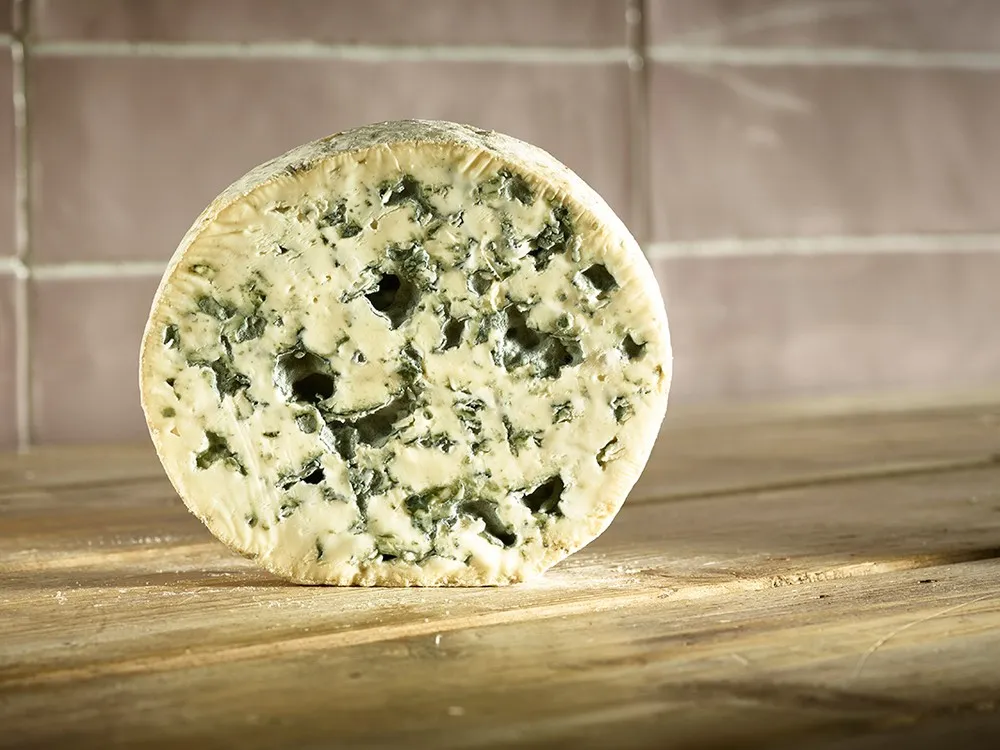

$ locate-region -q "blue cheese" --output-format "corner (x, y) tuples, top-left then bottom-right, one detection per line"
(139, 120), (671, 586)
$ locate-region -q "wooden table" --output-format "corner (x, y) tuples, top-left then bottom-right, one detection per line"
(3, 394), (1000, 749)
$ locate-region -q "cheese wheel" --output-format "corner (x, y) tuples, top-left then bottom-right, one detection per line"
(140, 120), (671, 586)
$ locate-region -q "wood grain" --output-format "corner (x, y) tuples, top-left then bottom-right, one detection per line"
(2, 398), (1000, 749)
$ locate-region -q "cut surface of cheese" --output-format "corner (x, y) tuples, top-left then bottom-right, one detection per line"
(140, 120), (671, 586)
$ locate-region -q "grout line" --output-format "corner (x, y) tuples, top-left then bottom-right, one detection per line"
(645, 234), (1000, 259)
(31, 261), (170, 280)
(31, 40), (630, 64)
(646, 45), (1000, 70)
(2, 234), (1000, 280)
(20, 40), (1000, 71)
(1, 235), (999, 280)
(11, 277), (31, 451)
(11, 0), (31, 453)
(0, 256), (27, 275)
(625, 0), (650, 246)
(0, 258), (170, 279)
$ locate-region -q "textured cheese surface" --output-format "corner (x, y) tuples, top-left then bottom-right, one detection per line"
(140, 120), (671, 586)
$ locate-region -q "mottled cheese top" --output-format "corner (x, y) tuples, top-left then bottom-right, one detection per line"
(140, 120), (671, 586)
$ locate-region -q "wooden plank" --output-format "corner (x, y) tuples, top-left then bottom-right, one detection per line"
(2, 557), (998, 749)
(2, 401), (999, 749)
(2, 465), (998, 687)
(804, 713), (1000, 750)
(0, 444), (164, 493)
(632, 399), (1000, 502)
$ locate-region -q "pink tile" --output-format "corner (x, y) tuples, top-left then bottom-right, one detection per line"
(32, 57), (631, 263)
(31, 277), (160, 444)
(649, 65), (1000, 241)
(0, 49), (14, 258)
(0, 276), (16, 450)
(656, 252), (1000, 403)
(34, 0), (626, 46)
(646, 0), (1000, 51)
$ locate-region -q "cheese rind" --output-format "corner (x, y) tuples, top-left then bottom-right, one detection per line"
(140, 120), (671, 586)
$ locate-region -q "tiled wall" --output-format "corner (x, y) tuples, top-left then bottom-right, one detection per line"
(1, 0), (999, 449)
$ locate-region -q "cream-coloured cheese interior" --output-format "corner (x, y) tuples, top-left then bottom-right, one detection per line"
(141, 123), (670, 586)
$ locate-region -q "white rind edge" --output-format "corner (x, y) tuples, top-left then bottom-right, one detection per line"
(139, 119), (672, 586)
